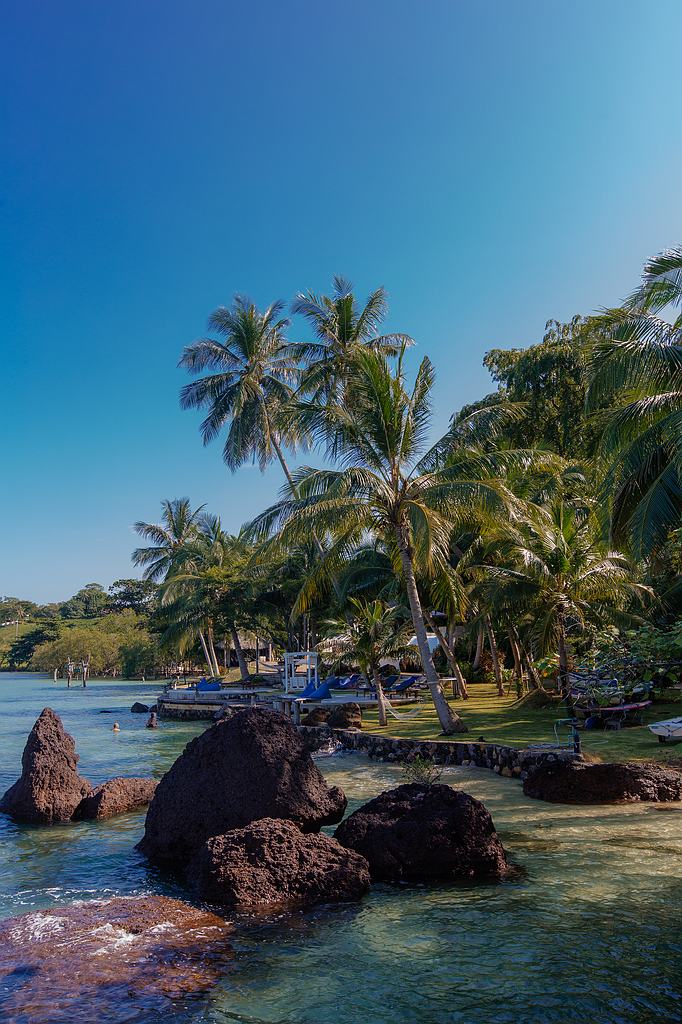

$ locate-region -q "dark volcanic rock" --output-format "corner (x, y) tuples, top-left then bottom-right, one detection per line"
(190, 817), (370, 907)
(0, 895), (232, 1023)
(334, 783), (509, 882)
(138, 707), (347, 866)
(0, 708), (92, 824)
(130, 702), (149, 713)
(302, 707), (331, 726)
(327, 702), (362, 730)
(74, 777), (158, 820)
(523, 760), (682, 804)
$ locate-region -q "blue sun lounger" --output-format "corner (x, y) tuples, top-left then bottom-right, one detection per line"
(391, 675), (419, 694)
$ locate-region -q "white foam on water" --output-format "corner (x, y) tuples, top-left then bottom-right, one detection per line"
(91, 923), (138, 954)
(10, 912), (67, 942)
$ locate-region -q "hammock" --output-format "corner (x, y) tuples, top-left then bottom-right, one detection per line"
(383, 695), (427, 720)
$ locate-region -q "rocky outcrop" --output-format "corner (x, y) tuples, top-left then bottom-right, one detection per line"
(0, 708), (92, 824)
(302, 707), (331, 726)
(0, 895), (232, 1021)
(335, 783), (509, 882)
(138, 707), (347, 866)
(523, 760), (682, 804)
(190, 817), (370, 907)
(327, 703), (362, 730)
(74, 777), (158, 820)
(130, 702), (149, 713)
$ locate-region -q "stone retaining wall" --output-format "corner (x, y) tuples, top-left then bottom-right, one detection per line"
(157, 702), (221, 721)
(299, 725), (579, 779)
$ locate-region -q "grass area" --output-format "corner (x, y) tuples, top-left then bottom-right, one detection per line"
(362, 683), (682, 764)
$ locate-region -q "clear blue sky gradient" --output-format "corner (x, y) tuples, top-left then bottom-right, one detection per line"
(2, 0), (681, 602)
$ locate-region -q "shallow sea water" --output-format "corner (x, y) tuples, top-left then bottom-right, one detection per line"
(0, 674), (681, 1023)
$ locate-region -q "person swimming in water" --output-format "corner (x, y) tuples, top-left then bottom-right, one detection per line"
(146, 712), (158, 729)
(112, 721), (120, 732)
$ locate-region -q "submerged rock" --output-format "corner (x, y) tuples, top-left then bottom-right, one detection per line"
(138, 707), (347, 866)
(0, 895), (232, 1023)
(74, 777), (158, 820)
(335, 783), (509, 882)
(523, 760), (682, 804)
(190, 817), (370, 907)
(327, 702), (362, 730)
(0, 708), (92, 824)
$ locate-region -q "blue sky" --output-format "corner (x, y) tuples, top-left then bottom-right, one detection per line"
(2, 0), (681, 603)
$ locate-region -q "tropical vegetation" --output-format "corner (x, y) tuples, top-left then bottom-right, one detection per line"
(6, 251), (681, 741)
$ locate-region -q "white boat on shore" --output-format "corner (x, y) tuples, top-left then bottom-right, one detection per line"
(648, 717), (682, 743)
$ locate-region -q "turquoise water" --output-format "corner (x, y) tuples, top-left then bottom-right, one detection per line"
(1, 674), (681, 1023)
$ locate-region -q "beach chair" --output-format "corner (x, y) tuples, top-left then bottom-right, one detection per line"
(391, 675), (419, 694)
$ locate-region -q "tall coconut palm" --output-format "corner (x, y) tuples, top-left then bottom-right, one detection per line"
(469, 501), (650, 695)
(587, 247), (682, 559)
(291, 276), (414, 400)
(318, 598), (414, 726)
(248, 349), (540, 734)
(179, 296), (304, 491)
(132, 498), (206, 582)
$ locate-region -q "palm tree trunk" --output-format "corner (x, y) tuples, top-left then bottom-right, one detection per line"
(198, 630), (212, 673)
(230, 624), (249, 682)
(557, 604), (570, 697)
(423, 607), (468, 698)
(521, 646), (543, 691)
(271, 432), (344, 603)
(395, 525), (466, 734)
(473, 623), (484, 670)
(372, 665), (388, 727)
(207, 623), (221, 677)
(508, 624), (525, 695)
(484, 615), (504, 697)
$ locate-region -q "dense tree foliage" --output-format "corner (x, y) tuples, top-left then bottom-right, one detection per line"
(8, 247), (681, 704)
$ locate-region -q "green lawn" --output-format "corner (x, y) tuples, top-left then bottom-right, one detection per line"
(362, 683), (682, 764)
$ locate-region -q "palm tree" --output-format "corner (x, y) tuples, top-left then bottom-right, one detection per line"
(291, 276), (414, 400)
(248, 349), (536, 734)
(160, 521), (255, 681)
(587, 247), (682, 559)
(179, 296), (304, 491)
(318, 598), (414, 726)
(469, 500), (650, 695)
(132, 498), (206, 581)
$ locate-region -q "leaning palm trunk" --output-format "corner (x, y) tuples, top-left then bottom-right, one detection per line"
(395, 528), (466, 734)
(198, 631), (213, 674)
(230, 624), (250, 681)
(372, 666), (388, 727)
(206, 623), (221, 677)
(423, 607), (468, 698)
(473, 624), (484, 671)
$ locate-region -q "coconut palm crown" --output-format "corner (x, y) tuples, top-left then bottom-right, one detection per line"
(290, 275), (414, 400)
(179, 296), (304, 485)
(587, 247), (682, 558)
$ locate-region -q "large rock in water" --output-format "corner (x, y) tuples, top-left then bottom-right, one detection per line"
(0, 708), (92, 824)
(0, 895), (232, 1023)
(190, 817), (371, 907)
(74, 777), (158, 820)
(138, 707), (347, 866)
(523, 760), (682, 804)
(334, 783), (509, 882)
